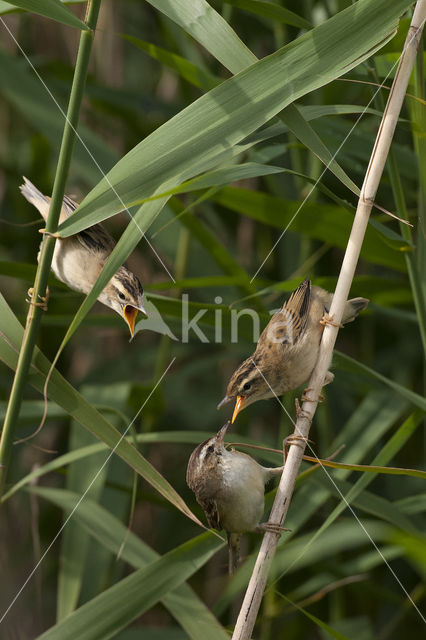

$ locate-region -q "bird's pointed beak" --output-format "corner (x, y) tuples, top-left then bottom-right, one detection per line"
(231, 395), (246, 423)
(137, 298), (148, 317)
(217, 395), (231, 410)
(123, 305), (139, 338)
(216, 421), (230, 443)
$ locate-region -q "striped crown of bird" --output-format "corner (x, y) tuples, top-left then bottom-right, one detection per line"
(218, 279), (369, 422)
(186, 421), (285, 574)
(20, 177), (146, 337)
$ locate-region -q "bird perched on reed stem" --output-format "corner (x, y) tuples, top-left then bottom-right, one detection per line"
(187, 421), (286, 574)
(20, 177), (146, 337)
(218, 279), (368, 422)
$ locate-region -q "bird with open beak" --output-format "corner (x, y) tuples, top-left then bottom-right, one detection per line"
(20, 177), (146, 337)
(186, 421), (285, 574)
(218, 279), (368, 422)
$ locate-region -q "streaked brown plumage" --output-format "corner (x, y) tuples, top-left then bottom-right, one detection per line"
(20, 177), (146, 336)
(218, 279), (368, 421)
(187, 422), (284, 574)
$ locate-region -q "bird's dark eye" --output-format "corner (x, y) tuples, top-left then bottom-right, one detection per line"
(206, 445), (214, 454)
(243, 382), (251, 391)
(118, 291), (126, 301)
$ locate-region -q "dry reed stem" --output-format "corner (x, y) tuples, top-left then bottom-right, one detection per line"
(232, 2), (426, 638)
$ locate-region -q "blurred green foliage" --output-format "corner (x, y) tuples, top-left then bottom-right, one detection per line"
(0, 1), (425, 639)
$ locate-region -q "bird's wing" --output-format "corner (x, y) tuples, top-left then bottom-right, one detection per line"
(62, 192), (116, 255)
(202, 498), (221, 530)
(62, 194), (78, 217)
(75, 223), (115, 255)
(280, 278), (311, 344)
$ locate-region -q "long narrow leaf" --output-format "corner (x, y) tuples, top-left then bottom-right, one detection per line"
(31, 487), (228, 640)
(278, 593), (349, 640)
(313, 476), (417, 532)
(301, 411), (424, 553)
(212, 187), (407, 271)
(334, 352), (426, 411)
(36, 529), (222, 640)
(0, 294), (201, 526)
(58, 0), (411, 235)
(3, 0), (87, 29)
(57, 417), (109, 620)
(146, 0), (395, 197)
(223, 0), (312, 30)
(122, 35), (219, 91)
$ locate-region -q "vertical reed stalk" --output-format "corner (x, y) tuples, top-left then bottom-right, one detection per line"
(0, 0), (102, 495)
(232, 2), (426, 638)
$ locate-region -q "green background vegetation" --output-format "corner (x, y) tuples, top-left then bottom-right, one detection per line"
(0, 1), (424, 638)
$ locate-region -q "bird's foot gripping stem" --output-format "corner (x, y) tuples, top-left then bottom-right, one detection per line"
(26, 286), (50, 311)
(320, 312), (343, 328)
(283, 431), (312, 461)
(300, 387), (324, 404)
(38, 228), (61, 239)
(256, 522), (291, 536)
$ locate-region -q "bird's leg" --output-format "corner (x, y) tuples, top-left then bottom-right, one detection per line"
(301, 387), (324, 403)
(320, 312), (343, 328)
(227, 532), (241, 576)
(38, 228), (61, 239)
(256, 522), (290, 536)
(295, 397), (312, 421)
(283, 429), (312, 462)
(300, 371), (334, 404)
(26, 286), (50, 311)
(301, 370), (334, 404)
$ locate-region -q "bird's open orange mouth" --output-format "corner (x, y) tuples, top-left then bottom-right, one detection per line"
(124, 305), (139, 337)
(232, 395), (246, 423)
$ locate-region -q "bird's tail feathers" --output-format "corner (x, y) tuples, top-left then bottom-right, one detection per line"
(19, 177), (50, 221)
(343, 297), (369, 324)
(227, 532), (241, 575)
(315, 285), (369, 324)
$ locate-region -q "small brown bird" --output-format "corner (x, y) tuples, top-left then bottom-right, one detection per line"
(20, 177), (146, 337)
(218, 279), (368, 422)
(187, 421), (285, 574)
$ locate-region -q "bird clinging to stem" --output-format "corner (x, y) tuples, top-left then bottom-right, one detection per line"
(20, 177), (146, 337)
(218, 279), (369, 422)
(187, 421), (286, 574)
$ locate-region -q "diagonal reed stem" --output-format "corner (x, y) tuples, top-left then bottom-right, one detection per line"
(232, 2), (426, 638)
(0, 0), (101, 496)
